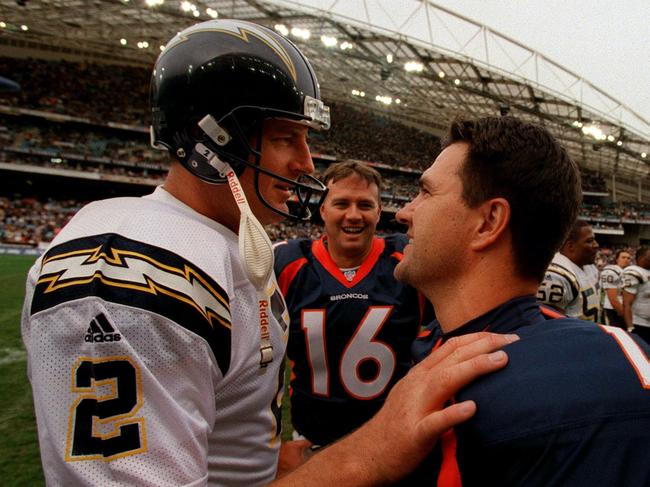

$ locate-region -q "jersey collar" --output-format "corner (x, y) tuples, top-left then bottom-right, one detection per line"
(442, 295), (544, 338)
(312, 236), (385, 288)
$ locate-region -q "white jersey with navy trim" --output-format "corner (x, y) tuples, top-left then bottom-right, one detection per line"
(621, 264), (650, 328)
(22, 187), (288, 487)
(601, 264), (624, 310)
(536, 252), (600, 321)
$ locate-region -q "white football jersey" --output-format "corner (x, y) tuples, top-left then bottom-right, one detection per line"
(621, 264), (650, 328)
(22, 187), (289, 486)
(600, 264), (624, 310)
(536, 252), (600, 321)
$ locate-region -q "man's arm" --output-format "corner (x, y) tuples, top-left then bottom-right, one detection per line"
(606, 288), (625, 317)
(276, 439), (314, 479)
(271, 332), (518, 487)
(622, 290), (636, 330)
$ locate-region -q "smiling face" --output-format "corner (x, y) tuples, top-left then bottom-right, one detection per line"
(239, 118), (315, 225)
(320, 173), (382, 266)
(394, 143), (474, 289)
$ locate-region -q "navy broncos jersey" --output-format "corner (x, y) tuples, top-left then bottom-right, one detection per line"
(275, 234), (432, 445)
(411, 296), (650, 487)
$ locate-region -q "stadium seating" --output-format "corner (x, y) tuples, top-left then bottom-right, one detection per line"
(0, 57), (644, 253)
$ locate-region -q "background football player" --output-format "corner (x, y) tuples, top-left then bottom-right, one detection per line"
(275, 162), (432, 462)
(537, 220), (600, 320)
(622, 246), (650, 343)
(601, 248), (631, 328)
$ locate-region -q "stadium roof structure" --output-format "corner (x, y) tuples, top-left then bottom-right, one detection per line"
(2, 0), (650, 181)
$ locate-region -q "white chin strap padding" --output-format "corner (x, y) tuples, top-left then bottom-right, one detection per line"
(223, 164), (276, 371)
(238, 208), (274, 290)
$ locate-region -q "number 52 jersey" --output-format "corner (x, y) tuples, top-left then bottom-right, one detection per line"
(537, 252), (600, 321)
(274, 235), (432, 445)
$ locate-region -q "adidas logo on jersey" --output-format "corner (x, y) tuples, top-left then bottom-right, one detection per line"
(85, 313), (121, 343)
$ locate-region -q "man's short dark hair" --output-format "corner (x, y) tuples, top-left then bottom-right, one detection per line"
(636, 246), (650, 262)
(564, 220), (592, 244)
(322, 161), (383, 194)
(442, 116), (582, 281)
(615, 249), (630, 260)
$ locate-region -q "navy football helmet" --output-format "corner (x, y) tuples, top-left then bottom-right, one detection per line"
(150, 19), (330, 220)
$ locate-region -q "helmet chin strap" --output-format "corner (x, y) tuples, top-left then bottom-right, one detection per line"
(199, 116), (276, 372)
(228, 165), (276, 372)
(197, 113), (327, 221)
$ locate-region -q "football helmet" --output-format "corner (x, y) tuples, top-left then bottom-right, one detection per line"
(150, 19), (330, 220)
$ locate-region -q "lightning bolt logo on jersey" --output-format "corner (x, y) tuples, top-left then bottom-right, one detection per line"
(32, 233), (233, 374)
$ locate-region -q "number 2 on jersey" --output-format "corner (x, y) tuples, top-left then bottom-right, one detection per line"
(66, 357), (146, 462)
(302, 306), (396, 400)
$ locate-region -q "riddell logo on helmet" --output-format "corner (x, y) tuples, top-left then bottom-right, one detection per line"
(259, 299), (270, 340)
(227, 171), (246, 205)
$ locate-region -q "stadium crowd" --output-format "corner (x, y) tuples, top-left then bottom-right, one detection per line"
(0, 195), (414, 247)
(4, 116), (167, 167)
(308, 101), (441, 170)
(581, 171), (608, 193)
(0, 57), (149, 126)
(582, 202), (650, 223)
(0, 193), (640, 261)
(1, 56), (647, 253)
(0, 57), (440, 171)
(0, 196), (82, 246)
(3, 117), (615, 211)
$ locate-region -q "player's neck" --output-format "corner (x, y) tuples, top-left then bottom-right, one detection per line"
(429, 260), (539, 334)
(164, 164), (240, 234)
(324, 237), (373, 269)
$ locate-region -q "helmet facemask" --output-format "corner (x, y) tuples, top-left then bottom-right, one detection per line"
(194, 105), (329, 221)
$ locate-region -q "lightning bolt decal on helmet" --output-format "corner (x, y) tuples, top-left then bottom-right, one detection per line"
(150, 18), (330, 221)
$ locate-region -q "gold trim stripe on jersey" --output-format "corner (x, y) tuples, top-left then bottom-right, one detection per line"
(38, 244), (232, 330)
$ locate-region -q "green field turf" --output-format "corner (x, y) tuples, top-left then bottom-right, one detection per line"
(0, 253), (293, 485)
(0, 254), (44, 486)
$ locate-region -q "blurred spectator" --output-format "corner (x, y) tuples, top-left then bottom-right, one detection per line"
(0, 58), (440, 170)
(0, 57), (150, 125)
(310, 102), (441, 170)
(0, 196), (83, 246)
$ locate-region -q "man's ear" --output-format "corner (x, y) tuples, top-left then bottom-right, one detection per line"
(562, 238), (576, 256)
(470, 198), (511, 251)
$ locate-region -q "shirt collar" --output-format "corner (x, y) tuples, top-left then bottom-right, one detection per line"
(441, 295), (544, 339)
(144, 186), (238, 242)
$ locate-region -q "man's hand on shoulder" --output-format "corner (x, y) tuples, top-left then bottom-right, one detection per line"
(270, 332), (518, 486)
